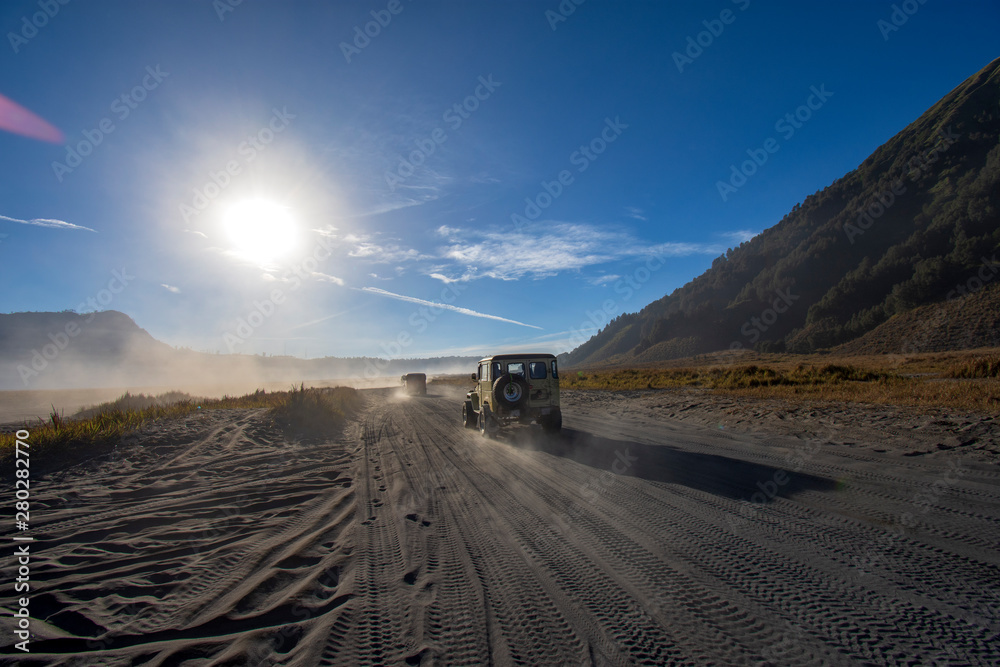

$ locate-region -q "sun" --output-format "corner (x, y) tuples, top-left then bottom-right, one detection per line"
(223, 199), (299, 265)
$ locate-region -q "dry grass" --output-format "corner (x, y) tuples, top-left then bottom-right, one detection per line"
(945, 355), (1000, 379)
(0, 385), (361, 472)
(269, 384), (363, 435)
(562, 364), (897, 390)
(564, 349), (1000, 414)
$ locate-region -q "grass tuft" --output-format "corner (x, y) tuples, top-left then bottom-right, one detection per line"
(945, 355), (1000, 379)
(269, 383), (363, 435)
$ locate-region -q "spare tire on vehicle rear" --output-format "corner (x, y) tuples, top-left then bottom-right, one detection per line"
(493, 373), (528, 409)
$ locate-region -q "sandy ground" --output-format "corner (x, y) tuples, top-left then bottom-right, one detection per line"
(1, 386), (999, 665)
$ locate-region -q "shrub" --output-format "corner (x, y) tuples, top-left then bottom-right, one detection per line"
(269, 384), (363, 435)
(946, 356), (1000, 379)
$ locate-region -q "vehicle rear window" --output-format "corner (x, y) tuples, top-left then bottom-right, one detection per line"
(507, 362), (525, 377)
(529, 362), (547, 379)
(551, 359), (559, 379)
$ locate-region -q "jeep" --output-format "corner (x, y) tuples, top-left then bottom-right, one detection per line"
(462, 353), (561, 436)
(400, 372), (427, 396)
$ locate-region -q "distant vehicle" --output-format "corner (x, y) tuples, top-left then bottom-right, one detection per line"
(463, 353), (561, 436)
(401, 372), (427, 396)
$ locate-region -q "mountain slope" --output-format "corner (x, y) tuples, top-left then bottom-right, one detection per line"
(563, 56), (1000, 368)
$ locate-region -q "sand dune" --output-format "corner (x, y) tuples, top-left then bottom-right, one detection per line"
(3, 387), (999, 665)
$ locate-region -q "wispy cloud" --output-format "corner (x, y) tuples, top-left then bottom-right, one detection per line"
(588, 274), (621, 286)
(428, 271), (473, 284)
(359, 286), (542, 329)
(719, 229), (759, 244)
(345, 232), (427, 264)
(285, 311), (349, 332)
(352, 195), (438, 218)
(183, 229), (208, 239)
(0, 213), (96, 232)
(349, 242), (424, 263)
(625, 206), (647, 221)
(645, 241), (724, 256)
(161, 284), (181, 293)
(311, 272), (345, 286)
(430, 222), (722, 282)
(436, 225), (461, 237)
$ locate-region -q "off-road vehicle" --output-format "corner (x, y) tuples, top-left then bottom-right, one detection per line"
(400, 373), (427, 396)
(462, 353), (561, 436)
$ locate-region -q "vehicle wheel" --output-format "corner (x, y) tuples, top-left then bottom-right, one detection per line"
(541, 409), (562, 432)
(493, 374), (528, 409)
(479, 406), (497, 438)
(462, 401), (476, 429)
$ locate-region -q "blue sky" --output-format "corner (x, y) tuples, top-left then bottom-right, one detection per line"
(1, 0), (997, 360)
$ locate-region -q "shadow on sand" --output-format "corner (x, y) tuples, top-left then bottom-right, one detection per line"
(501, 425), (836, 504)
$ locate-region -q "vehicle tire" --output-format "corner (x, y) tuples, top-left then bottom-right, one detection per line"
(493, 374), (528, 409)
(541, 409), (562, 432)
(462, 401), (476, 429)
(479, 406), (497, 438)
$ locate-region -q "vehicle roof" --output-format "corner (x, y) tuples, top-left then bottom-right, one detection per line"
(402, 373), (426, 377)
(478, 353), (557, 363)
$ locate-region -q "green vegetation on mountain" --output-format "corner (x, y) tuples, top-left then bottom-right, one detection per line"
(563, 57), (1000, 368)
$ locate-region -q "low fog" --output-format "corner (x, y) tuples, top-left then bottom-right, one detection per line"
(0, 310), (477, 423)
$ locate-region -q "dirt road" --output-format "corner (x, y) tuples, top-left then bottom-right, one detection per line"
(4, 387), (999, 665)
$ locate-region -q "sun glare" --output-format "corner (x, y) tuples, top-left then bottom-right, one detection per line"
(223, 199), (299, 265)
